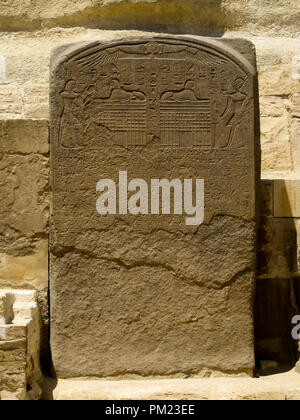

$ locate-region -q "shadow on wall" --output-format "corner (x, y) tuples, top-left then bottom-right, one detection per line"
(0, 0), (226, 36)
(255, 181), (300, 374)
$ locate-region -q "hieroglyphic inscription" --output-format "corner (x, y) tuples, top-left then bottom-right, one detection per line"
(54, 40), (254, 150)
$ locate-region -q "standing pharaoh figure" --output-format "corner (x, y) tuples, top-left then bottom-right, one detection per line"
(59, 80), (80, 147)
(215, 77), (250, 148)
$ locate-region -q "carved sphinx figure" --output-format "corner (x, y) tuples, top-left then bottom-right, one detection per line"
(161, 80), (198, 102)
(109, 79), (145, 102)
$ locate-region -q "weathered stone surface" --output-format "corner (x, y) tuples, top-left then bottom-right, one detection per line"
(0, 0), (225, 33)
(260, 117), (291, 173)
(0, 119), (49, 154)
(23, 85), (49, 120)
(0, 119), (49, 367)
(0, 289), (42, 400)
(0, 153), (48, 256)
(0, 361), (27, 399)
(1, 324), (26, 341)
(0, 0), (299, 38)
(0, 240), (48, 291)
(261, 142), (292, 173)
(260, 117), (290, 145)
(260, 96), (289, 118)
(0, 119), (49, 296)
(51, 369), (300, 400)
(259, 65), (299, 97)
(223, 0), (300, 38)
(0, 83), (23, 119)
(50, 35), (259, 378)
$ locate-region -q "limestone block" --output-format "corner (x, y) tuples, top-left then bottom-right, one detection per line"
(223, 0), (300, 37)
(253, 37), (300, 68)
(51, 370), (300, 400)
(0, 389), (25, 400)
(24, 85), (49, 120)
(260, 96), (289, 118)
(0, 0), (227, 33)
(24, 104), (49, 120)
(0, 361), (27, 398)
(1, 324), (26, 341)
(0, 240), (48, 291)
(0, 119), (49, 154)
(0, 83), (23, 119)
(0, 289), (42, 400)
(0, 153), (48, 255)
(0, 339), (27, 351)
(261, 142), (292, 172)
(260, 115), (291, 173)
(0, 339), (27, 363)
(5, 51), (50, 85)
(260, 117), (290, 145)
(259, 65), (299, 97)
(0, 0), (298, 37)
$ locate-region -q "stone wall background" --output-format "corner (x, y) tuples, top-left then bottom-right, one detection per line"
(0, 0), (299, 376)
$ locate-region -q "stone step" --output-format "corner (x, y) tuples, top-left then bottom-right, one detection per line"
(0, 288), (42, 400)
(13, 302), (37, 322)
(50, 369), (300, 401)
(13, 290), (36, 304)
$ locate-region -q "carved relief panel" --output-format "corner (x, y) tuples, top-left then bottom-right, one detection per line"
(50, 37), (260, 378)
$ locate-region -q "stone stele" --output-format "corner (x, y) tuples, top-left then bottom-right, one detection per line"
(50, 35), (260, 378)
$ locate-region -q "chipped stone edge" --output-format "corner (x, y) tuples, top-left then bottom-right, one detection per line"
(0, 289), (42, 401)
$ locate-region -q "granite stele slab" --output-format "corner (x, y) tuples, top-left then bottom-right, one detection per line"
(50, 35), (260, 378)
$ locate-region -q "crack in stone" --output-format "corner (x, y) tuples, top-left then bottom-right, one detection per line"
(52, 243), (253, 291)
